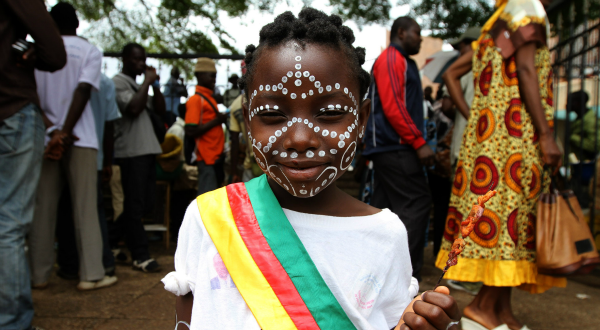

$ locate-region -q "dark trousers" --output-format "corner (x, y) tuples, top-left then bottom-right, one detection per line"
(113, 155), (156, 261)
(427, 172), (452, 257)
(370, 149), (431, 281)
(56, 172), (115, 274)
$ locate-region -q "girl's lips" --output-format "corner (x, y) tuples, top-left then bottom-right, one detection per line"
(277, 162), (328, 181)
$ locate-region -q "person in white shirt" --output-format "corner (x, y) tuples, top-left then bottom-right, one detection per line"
(29, 3), (117, 291)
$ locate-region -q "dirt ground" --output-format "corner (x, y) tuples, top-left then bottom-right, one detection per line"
(31, 241), (600, 330)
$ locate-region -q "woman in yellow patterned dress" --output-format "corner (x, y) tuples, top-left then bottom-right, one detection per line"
(438, 0), (565, 329)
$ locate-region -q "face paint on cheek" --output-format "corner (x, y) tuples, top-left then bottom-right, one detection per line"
(247, 52), (364, 198)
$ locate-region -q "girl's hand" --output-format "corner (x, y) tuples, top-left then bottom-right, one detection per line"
(396, 286), (461, 330)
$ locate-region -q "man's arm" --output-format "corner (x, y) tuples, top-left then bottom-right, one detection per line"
(125, 67), (158, 117)
(6, 0), (66, 72)
(184, 99), (227, 138)
(373, 49), (433, 166)
(442, 49), (473, 120)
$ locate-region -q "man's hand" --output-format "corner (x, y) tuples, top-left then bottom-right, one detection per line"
(16, 46), (36, 68)
(144, 66), (159, 83)
(217, 112), (228, 124)
(539, 133), (562, 175)
(397, 286), (461, 330)
(43, 130), (79, 160)
(102, 165), (113, 183)
(416, 144), (435, 167)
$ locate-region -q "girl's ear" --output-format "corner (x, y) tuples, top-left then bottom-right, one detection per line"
(357, 97), (371, 138)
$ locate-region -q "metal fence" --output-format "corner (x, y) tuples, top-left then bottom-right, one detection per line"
(548, 0), (600, 242)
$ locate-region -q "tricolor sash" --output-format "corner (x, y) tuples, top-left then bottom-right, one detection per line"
(196, 174), (356, 330)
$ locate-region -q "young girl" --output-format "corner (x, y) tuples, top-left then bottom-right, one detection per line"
(162, 8), (459, 330)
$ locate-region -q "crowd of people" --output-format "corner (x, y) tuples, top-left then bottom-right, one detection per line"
(1, 0), (593, 329)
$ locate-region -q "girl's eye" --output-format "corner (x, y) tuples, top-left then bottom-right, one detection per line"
(258, 110), (286, 122)
(318, 110), (345, 118)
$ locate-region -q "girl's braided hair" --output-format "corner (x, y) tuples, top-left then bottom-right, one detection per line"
(239, 8), (371, 100)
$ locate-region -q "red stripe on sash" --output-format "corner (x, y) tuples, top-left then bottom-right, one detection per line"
(226, 184), (320, 330)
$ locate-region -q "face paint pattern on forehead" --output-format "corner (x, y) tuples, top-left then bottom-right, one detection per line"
(247, 52), (365, 198)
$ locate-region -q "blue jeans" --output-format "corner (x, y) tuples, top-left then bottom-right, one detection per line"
(0, 104), (44, 329)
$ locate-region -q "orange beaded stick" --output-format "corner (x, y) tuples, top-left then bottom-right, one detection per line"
(434, 189), (497, 289)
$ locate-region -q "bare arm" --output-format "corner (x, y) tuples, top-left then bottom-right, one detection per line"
(515, 42), (561, 168)
(175, 293), (193, 329)
(230, 131), (241, 182)
(62, 83), (93, 137)
(185, 113), (227, 138)
(125, 67), (158, 117)
(442, 49), (473, 120)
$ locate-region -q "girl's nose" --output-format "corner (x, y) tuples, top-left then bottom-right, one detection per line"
(281, 120), (320, 153)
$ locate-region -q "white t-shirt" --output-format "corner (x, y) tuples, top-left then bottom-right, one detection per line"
(162, 202), (419, 330)
(35, 36), (102, 150)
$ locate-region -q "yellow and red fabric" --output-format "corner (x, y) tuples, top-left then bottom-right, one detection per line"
(196, 175), (356, 330)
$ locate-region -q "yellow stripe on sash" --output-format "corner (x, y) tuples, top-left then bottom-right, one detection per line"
(197, 188), (297, 330)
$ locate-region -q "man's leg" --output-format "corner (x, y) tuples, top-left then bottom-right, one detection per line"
(0, 104), (44, 329)
(197, 160), (218, 195)
(370, 150), (431, 280)
(97, 171), (115, 274)
(55, 187), (79, 278)
(65, 147), (104, 282)
(29, 157), (64, 285)
(117, 156), (151, 262)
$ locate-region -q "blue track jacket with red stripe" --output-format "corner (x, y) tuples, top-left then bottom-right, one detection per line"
(363, 43), (425, 156)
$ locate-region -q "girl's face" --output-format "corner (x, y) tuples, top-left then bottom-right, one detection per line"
(243, 42), (370, 198)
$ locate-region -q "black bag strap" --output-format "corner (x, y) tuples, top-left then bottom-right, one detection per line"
(195, 92), (219, 116)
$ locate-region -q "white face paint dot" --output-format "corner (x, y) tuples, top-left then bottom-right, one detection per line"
(349, 92), (353, 98)
(319, 87), (324, 93)
(338, 141), (346, 148)
(303, 119), (309, 124)
(326, 85), (332, 92)
(308, 90), (314, 96)
(345, 132), (350, 138)
(257, 142), (262, 148)
(254, 90), (257, 96)
(335, 104), (341, 109)
(263, 146), (270, 152)
(269, 136), (276, 143)
(309, 75), (315, 82)
(308, 122), (313, 128)
(303, 71), (310, 77)
(259, 85), (264, 91)
(331, 131), (337, 138)
(300, 189), (307, 195)
(352, 123), (355, 129)
(277, 177), (282, 183)
(282, 126), (287, 132)
(272, 150), (279, 155)
(328, 104), (334, 110)
(344, 87), (348, 94)
(290, 152), (298, 159)
(287, 121), (293, 127)
(287, 71), (293, 77)
(290, 93), (297, 99)
(353, 109), (357, 115)
(295, 56), (301, 61)
(260, 106), (264, 110)
(339, 134), (345, 141)
(306, 150), (314, 158)
(281, 152), (288, 158)
(322, 129), (329, 137)
(329, 173), (335, 179)
(315, 187), (320, 193)
(278, 83), (284, 90)
(282, 88), (288, 95)
(315, 81), (321, 88)
(265, 85), (271, 91)
(284, 184), (289, 190)
(348, 126), (353, 133)
(292, 117), (297, 123)
(335, 83), (340, 89)
(322, 179), (328, 186)
(314, 126), (320, 133)
(301, 93), (306, 99)
(295, 63), (301, 70)
(344, 106), (348, 111)
(293, 79), (301, 87)
(295, 71), (302, 78)
(318, 150), (325, 157)
(274, 130), (282, 138)
(330, 149), (337, 154)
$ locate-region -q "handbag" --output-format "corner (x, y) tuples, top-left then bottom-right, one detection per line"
(536, 174), (600, 276)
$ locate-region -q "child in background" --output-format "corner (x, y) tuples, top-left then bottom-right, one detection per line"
(162, 8), (459, 330)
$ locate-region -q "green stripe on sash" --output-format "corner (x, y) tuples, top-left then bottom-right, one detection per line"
(245, 175), (356, 330)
